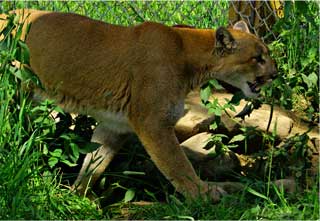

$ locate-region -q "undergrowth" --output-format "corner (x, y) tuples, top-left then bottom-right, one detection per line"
(0, 12), (105, 219)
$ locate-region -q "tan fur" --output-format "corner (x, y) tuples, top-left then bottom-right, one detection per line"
(1, 9), (277, 201)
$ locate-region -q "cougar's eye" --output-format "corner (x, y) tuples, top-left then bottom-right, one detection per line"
(252, 54), (265, 64)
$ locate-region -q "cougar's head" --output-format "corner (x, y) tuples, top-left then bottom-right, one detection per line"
(213, 21), (277, 98)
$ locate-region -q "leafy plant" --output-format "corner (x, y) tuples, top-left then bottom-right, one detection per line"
(200, 79), (240, 130)
(268, 1), (319, 123)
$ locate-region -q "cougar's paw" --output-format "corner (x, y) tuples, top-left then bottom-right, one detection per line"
(211, 181), (245, 193)
(201, 182), (227, 202)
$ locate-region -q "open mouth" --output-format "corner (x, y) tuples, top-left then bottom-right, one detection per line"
(217, 79), (266, 96)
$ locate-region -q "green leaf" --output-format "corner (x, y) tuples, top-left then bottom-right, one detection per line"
(246, 187), (269, 201)
(70, 143), (80, 161)
(43, 144), (49, 155)
(60, 159), (78, 167)
(48, 157), (59, 168)
(60, 134), (71, 140)
(209, 121), (218, 130)
(308, 73), (318, 87)
(144, 189), (157, 201)
(124, 188), (135, 203)
(123, 171), (145, 175)
(200, 85), (211, 103)
(207, 107), (215, 115)
(211, 134), (228, 141)
(229, 134), (246, 143)
(249, 205), (261, 214)
(17, 40), (30, 64)
(209, 79), (223, 90)
(13, 68), (32, 81)
(227, 144), (238, 149)
(49, 149), (62, 157)
(54, 105), (65, 114)
(22, 66), (43, 87)
(301, 74), (311, 88)
(215, 108), (222, 116)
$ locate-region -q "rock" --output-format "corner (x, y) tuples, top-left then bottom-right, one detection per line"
(273, 178), (297, 193)
(177, 91), (319, 142)
(175, 92), (215, 142)
(181, 132), (241, 180)
(176, 91), (319, 189)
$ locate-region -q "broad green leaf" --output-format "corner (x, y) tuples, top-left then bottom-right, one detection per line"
(209, 121), (218, 130)
(49, 148), (62, 157)
(229, 134), (246, 143)
(48, 157), (59, 168)
(213, 107), (222, 116)
(200, 85), (211, 102)
(43, 144), (49, 155)
(208, 107), (215, 115)
(249, 205), (261, 214)
(54, 105), (65, 114)
(209, 79), (224, 90)
(22, 66), (43, 88)
(70, 143), (80, 161)
(124, 188), (135, 203)
(60, 159), (78, 167)
(17, 40), (30, 64)
(301, 74), (312, 88)
(60, 134), (71, 140)
(308, 72), (318, 86)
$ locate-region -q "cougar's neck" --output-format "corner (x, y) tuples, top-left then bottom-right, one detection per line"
(173, 27), (219, 90)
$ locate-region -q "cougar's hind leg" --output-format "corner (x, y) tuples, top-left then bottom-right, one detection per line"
(73, 123), (131, 196)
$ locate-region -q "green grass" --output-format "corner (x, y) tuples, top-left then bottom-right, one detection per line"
(1, 1), (229, 28)
(0, 1), (319, 220)
(0, 15), (105, 218)
(105, 186), (319, 220)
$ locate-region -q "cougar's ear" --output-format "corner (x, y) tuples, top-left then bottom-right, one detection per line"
(215, 27), (236, 54)
(233, 21), (250, 33)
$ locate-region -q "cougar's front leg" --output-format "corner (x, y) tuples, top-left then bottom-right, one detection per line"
(73, 123), (130, 195)
(129, 108), (225, 202)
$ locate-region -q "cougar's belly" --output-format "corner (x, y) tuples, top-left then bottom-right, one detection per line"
(32, 88), (132, 134)
(89, 110), (133, 134)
